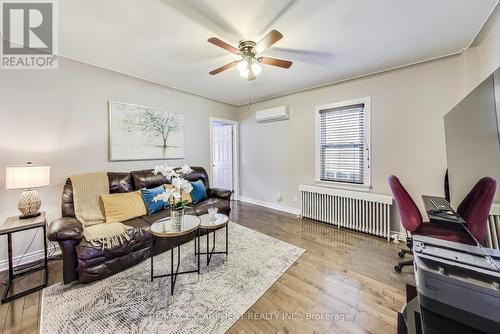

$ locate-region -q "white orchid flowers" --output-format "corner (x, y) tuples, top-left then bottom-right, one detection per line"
(152, 164), (193, 209)
(179, 164), (193, 175)
(153, 164), (193, 181)
(172, 177), (193, 194)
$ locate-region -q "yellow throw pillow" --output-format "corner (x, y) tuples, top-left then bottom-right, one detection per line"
(164, 184), (193, 204)
(101, 191), (147, 224)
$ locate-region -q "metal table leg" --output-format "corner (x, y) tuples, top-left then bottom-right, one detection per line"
(43, 224), (48, 284)
(151, 234), (199, 296)
(197, 224), (228, 267)
(197, 229), (200, 274)
(2, 227), (48, 304)
(150, 236), (154, 282)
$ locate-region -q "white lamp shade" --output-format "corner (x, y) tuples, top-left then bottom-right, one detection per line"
(5, 164), (50, 189)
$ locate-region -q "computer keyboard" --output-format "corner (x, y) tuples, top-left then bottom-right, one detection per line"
(430, 197), (453, 211)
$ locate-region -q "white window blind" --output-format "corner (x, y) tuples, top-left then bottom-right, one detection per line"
(319, 103), (367, 184)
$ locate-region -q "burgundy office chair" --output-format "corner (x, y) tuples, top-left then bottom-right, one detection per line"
(388, 175), (475, 272)
(456, 177), (497, 245)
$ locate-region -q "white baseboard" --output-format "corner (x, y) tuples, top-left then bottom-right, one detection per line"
(238, 196), (300, 215)
(0, 244), (60, 272)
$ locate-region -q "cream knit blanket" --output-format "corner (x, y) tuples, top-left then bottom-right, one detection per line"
(70, 172), (130, 249)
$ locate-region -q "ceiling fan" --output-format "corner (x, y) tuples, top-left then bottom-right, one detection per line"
(208, 30), (292, 81)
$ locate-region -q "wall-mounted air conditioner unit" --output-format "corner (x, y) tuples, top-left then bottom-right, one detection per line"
(255, 106), (290, 123)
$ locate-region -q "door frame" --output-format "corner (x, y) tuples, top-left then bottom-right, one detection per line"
(209, 117), (239, 200)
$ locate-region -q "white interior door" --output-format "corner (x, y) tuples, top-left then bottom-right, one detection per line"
(212, 124), (233, 191)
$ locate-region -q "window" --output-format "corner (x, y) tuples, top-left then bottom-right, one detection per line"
(316, 97), (371, 189)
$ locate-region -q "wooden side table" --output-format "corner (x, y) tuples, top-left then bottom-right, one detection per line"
(0, 212), (48, 303)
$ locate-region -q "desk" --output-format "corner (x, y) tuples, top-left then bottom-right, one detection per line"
(421, 195), (465, 229)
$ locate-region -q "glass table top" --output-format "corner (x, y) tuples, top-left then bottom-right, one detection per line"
(199, 213), (229, 229)
(150, 214), (200, 237)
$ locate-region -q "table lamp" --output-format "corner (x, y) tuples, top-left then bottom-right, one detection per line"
(5, 162), (50, 219)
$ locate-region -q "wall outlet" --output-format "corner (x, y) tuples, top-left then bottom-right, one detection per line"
(276, 192), (282, 202)
(293, 195), (298, 202)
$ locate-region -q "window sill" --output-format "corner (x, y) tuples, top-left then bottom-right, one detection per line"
(314, 180), (372, 192)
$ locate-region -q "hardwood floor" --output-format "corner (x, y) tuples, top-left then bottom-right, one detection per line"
(227, 202), (414, 334)
(0, 201), (414, 334)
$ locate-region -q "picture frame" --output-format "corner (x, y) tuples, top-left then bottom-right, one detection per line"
(108, 101), (185, 161)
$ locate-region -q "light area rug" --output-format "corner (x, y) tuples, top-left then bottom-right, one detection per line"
(40, 222), (305, 334)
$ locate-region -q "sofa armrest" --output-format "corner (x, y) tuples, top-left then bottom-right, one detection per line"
(207, 188), (232, 200)
(48, 217), (84, 242)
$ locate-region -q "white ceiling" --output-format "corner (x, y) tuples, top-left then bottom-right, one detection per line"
(59, 0), (498, 106)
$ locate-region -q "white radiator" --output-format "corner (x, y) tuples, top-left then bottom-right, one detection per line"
(299, 184), (393, 240)
(486, 204), (500, 250)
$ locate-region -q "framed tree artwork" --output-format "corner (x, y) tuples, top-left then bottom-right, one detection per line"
(108, 101), (185, 161)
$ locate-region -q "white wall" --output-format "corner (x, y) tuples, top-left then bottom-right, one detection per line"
(0, 57), (235, 266)
(463, 5), (500, 93)
(236, 6), (500, 231)
(237, 56), (464, 230)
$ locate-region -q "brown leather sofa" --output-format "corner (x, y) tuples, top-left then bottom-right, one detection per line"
(48, 167), (231, 284)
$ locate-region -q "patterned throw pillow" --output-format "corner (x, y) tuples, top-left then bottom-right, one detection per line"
(140, 185), (168, 214)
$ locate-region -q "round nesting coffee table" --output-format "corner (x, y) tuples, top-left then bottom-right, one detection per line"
(150, 214), (200, 295)
(196, 213), (229, 266)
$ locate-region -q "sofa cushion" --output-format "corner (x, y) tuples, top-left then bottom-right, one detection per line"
(183, 167), (210, 189)
(122, 217), (150, 229)
(76, 217), (151, 263)
(141, 186), (168, 214)
(190, 179), (207, 203)
(141, 209), (171, 225)
(101, 191), (147, 223)
(108, 172), (133, 193)
(131, 169), (167, 190)
(77, 247), (150, 284)
(207, 188), (232, 200)
(61, 173), (134, 218)
(62, 178), (76, 218)
(76, 217), (151, 283)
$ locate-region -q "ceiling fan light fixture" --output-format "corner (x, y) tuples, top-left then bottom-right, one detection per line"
(237, 59), (248, 77)
(237, 59), (262, 79)
(208, 30), (291, 79)
(251, 62), (262, 76)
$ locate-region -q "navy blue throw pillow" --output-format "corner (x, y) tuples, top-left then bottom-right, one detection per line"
(190, 180), (207, 203)
(141, 185), (168, 214)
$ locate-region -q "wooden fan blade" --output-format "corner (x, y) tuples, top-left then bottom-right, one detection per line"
(258, 57), (292, 69)
(209, 61), (238, 75)
(208, 37), (240, 54)
(253, 30), (283, 54)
